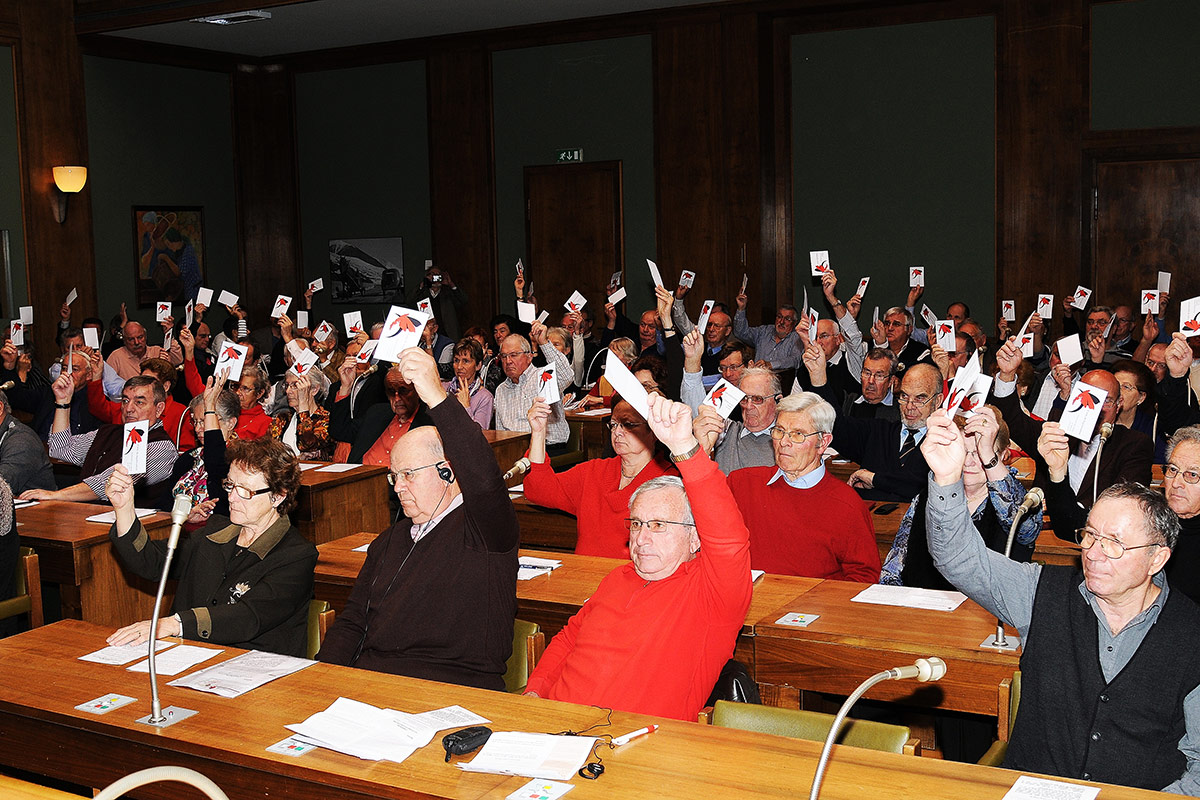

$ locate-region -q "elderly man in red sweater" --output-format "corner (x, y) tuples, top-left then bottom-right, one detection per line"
(524, 394), (752, 721)
(728, 391), (880, 581)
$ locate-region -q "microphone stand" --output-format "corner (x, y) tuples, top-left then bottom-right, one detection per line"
(981, 487), (1043, 652)
(1093, 423), (1113, 505)
(136, 494), (197, 728)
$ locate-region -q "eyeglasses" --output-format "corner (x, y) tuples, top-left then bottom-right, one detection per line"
(775, 315), (797, 324)
(1146, 358), (1167, 372)
(605, 419), (646, 433)
(1164, 464), (1200, 485)
(234, 384), (257, 394)
(1074, 528), (1160, 559)
(896, 391), (933, 408)
(385, 386), (414, 397)
(861, 370), (892, 382)
(222, 479), (272, 500)
(718, 363), (744, 374)
(882, 320), (908, 329)
(740, 393), (781, 407)
(498, 351), (531, 361)
(624, 518), (695, 534)
(770, 427), (825, 445)
(387, 461), (447, 485)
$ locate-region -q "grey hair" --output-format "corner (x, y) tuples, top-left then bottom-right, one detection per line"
(1093, 481), (1180, 550)
(776, 391), (835, 434)
(629, 475), (694, 526)
(739, 365), (781, 396)
(884, 307), (914, 328)
(1167, 426), (1200, 465)
(188, 389), (240, 425)
(0, 390), (10, 417)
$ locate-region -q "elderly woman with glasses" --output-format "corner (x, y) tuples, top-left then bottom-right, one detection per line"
(881, 404), (1040, 588)
(270, 369), (333, 460)
(525, 394), (677, 557)
(231, 367), (272, 441)
(106, 436), (317, 657)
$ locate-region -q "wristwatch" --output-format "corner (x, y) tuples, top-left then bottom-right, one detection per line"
(669, 442), (701, 463)
(981, 452), (1000, 470)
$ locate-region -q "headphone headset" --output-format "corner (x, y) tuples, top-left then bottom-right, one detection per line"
(436, 463), (454, 484)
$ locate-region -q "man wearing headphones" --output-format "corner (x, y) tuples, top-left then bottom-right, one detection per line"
(317, 347), (519, 690)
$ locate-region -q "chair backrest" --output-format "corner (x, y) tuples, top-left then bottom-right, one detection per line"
(503, 618), (545, 693)
(711, 700), (914, 755)
(1008, 670), (1021, 737)
(306, 599), (334, 660)
(0, 547), (42, 630)
(548, 421), (586, 470)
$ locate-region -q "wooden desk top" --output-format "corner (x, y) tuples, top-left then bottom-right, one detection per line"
(484, 429), (533, 445)
(0, 620), (1163, 800)
(0, 775), (87, 800)
(565, 409), (611, 420)
(298, 462), (388, 489)
(16, 500), (171, 547)
(754, 579), (1019, 665)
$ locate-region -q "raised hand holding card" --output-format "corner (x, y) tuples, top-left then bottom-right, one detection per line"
(809, 251), (830, 277)
(646, 259), (664, 288)
(1140, 290), (1160, 316)
(155, 302), (171, 323)
(373, 307), (429, 363)
(1182, 296), (1200, 338)
(703, 378), (745, 419)
(536, 363), (560, 404)
(343, 311), (364, 338)
(563, 290), (587, 314)
(1056, 333), (1084, 367)
(908, 266), (924, 287)
(214, 341), (248, 382)
(696, 300), (715, 336)
(1037, 294), (1054, 319)
(271, 295), (292, 318)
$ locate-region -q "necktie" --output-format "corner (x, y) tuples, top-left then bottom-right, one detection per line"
(901, 428), (914, 454)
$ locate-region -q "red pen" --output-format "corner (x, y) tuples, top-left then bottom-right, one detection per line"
(612, 724), (658, 746)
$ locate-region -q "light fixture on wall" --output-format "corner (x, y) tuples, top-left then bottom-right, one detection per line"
(51, 166), (87, 224)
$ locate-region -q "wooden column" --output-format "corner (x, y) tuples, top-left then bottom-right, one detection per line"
(11, 0), (96, 362)
(996, 0), (1086, 311)
(426, 46), (497, 322)
(231, 62), (302, 322)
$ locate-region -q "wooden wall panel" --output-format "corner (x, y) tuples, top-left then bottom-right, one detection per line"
(14, 0), (96, 362)
(996, 0), (1086, 320)
(231, 63), (301, 323)
(426, 46), (497, 322)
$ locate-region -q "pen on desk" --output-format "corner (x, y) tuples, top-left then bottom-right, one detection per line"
(612, 724), (658, 746)
(518, 565), (554, 572)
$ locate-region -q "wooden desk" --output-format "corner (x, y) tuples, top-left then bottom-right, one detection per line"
(295, 464), (390, 546)
(484, 429), (530, 479)
(16, 501), (172, 627)
(0, 620), (1163, 800)
(565, 409), (609, 460)
(511, 493), (578, 551)
(753, 579), (1020, 717)
(1033, 529), (1080, 567)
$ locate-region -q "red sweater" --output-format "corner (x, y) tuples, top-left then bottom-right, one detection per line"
(86, 379), (196, 451)
(236, 404), (271, 441)
(727, 466), (880, 582)
(524, 455), (677, 557)
(524, 450), (751, 721)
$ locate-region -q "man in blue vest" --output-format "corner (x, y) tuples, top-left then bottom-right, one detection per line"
(921, 407), (1200, 793)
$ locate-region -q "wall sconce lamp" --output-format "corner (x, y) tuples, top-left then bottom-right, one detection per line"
(52, 166), (87, 224)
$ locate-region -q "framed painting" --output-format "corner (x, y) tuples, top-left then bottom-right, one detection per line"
(329, 237), (404, 304)
(133, 206), (205, 307)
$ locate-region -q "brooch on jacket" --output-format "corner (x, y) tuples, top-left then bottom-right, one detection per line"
(229, 582), (251, 603)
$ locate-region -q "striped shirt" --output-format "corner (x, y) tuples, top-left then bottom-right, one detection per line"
(49, 422), (176, 501)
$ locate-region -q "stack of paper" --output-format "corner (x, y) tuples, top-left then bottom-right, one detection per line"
(79, 640), (173, 665)
(518, 556), (563, 580)
(286, 697), (488, 763)
(127, 644), (222, 675)
(850, 583), (967, 612)
(168, 650), (315, 698)
(85, 508), (158, 524)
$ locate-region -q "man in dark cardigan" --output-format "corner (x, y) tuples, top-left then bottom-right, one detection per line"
(318, 346), (518, 690)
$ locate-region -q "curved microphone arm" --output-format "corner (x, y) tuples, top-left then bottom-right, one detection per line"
(94, 767), (229, 800)
(146, 493), (192, 724)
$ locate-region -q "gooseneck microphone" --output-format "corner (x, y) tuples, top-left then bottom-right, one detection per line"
(809, 658), (947, 800)
(143, 493), (192, 725)
(0, 380), (14, 391)
(502, 457), (531, 482)
(1093, 422), (1114, 505)
(983, 486), (1043, 652)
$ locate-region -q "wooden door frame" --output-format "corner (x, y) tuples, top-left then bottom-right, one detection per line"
(522, 160), (626, 293)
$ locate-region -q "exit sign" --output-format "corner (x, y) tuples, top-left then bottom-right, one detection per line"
(556, 148), (583, 163)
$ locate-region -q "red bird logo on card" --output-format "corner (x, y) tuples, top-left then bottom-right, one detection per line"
(124, 427), (143, 452)
(539, 371), (553, 387)
(1144, 292), (1156, 303)
(1076, 289), (1088, 298)
(274, 299), (287, 310)
(1071, 390), (1099, 412)
(11, 323), (19, 333)
(1038, 297), (1049, 307)
(946, 388), (963, 408)
(961, 392), (983, 413)
(938, 323), (952, 335)
(1186, 314), (1200, 332)
(1003, 301), (1013, 311)
(911, 269), (921, 279)
(568, 302), (579, 312)
(1020, 335), (1032, 347)
(386, 315), (418, 336)
(221, 346), (241, 360)
(710, 385), (727, 407)
(702, 303), (712, 315)
(295, 363), (308, 375)
(814, 262), (829, 273)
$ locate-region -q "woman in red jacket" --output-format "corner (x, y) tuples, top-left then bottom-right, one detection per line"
(525, 395), (677, 558)
(231, 368), (271, 440)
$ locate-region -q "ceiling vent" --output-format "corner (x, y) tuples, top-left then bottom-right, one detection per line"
(190, 10), (272, 25)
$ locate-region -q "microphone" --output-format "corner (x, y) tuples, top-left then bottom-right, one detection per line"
(983, 485), (1044, 652)
(1099, 422), (1113, 442)
(141, 493), (193, 727)
(1094, 423), (1114, 505)
(0, 380), (13, 391)
(1014, 486), (1044, 519)
(502, 457), (531, 482)
(809, 658), (946, 800)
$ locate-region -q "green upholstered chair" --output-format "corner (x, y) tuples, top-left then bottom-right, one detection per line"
(503, 618), (545, 693)
(978, 671), (1021, 766)
(710, 700), (920, 756)
(306, 599), (335, 660)
(0, 547), (43, 633)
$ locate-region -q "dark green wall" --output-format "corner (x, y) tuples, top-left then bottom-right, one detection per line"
(295, 60), (430, 330)
(0, 47), (25, 315)
(83, 55), (238, 329)
(492, 36), (655, 317)
(1092, 0), (1200, 131)
(791, 17), (996, 331)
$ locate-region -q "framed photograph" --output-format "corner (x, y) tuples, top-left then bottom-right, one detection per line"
(133, 206), (205, 308)
(329, 237), (404, 304)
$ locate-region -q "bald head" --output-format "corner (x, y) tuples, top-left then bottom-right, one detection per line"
(123, 321), (147, 357)
(1081, 369), (1121, 424)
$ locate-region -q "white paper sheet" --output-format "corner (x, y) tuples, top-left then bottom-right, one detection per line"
(84, 508), (158, 524)
(1001, 775), (1099, 800)
(296, 310), (308, 330)
(196, 287), (214, 307)
(168, 650), (315, 697)
(603, 349), (650, 418)
(696, 300), (714, 336)
(458, 732), (597, 781)
(65, 288), (78, 306)
(18, 305), (32, 325)
(316, 463), (360, 473)
(83, 327), (100, 349)
(80, 639), (173, 665)
(1158, 271), (1171, 294)
(851, 583), (966, 612)
(128, 644), (223, 675)
(646, 258), (663, 288)
(217, 290), (239, 307)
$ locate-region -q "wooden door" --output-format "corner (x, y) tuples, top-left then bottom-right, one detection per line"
(524, 162), (624, 318)
(1092, 159), (1200, 323)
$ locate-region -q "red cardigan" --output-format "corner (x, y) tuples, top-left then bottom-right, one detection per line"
(727, 466), (880, 582)
(523, 454), (677, 558)
(236, 403), (271, 441)
(86, 379), (196, 451)
(525, 450), (751, 720)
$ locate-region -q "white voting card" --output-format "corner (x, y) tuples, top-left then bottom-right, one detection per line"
(8, 320), (23, 346)
(296, 310), (308, 330)
(536, 363), (561, 404)
(1060, 380), (1108, 441)
(373, 306), (429, 363)
(943, 352), (981, 415)
(155, 302), (171, 323)
(289, 347), (320, 379)
(417, 298), (433, 316)
(606, 287), (627, 306)
(65, 288), (78, 306)
(271, 295), (292, 318)
(1056, 333), (1084, 367)
(604, 349), (650, 418)
(607, 270), (620, 290)
(507, 779), (575, 800)
(1159, 271), (1172, 294)
(646, 258), (664, 288)
(934, 320), (956, 352)
(856, 277), (869, 298)
(217, 289), (239, 307)
(214, 341), (248, 382)
(958, 374), (992, 417)
(196, 287), (214, 307)
(162, 330), (173, 351)
(343, 311), (364, 338)
(1182, 296), (1200, 338)
(83, 327), (100, 349)
(1014, 313), (1035, 358)
(516, 301), (536, 323)
(18, 305), (32, 325)
(697, 300), (715, 336)
(313, 320), (334, 342)
(563, 290), (587, 314)
(919, 304), (937, 328)
(356, 339), (378, 364)
(309, 278), (324, 293)
(1140, 289), (1160, 316)
(1071, 286), (1092, 311)
(908, 265), (924, 287)
(516, 259), (525, 277)
(703, 378), (745, 419)
(1036, 293), (1054, 320)
(809, 250), (830, 277)
(536, 310), (549, 325)
(740, 273), (748, 295)
(872, 306), (880, 327)
(679, 269), (696, 288)
(1102, 313), (1117, 339)
(122, 420), (148, 475)
(1001, 299), (1016, 322)
(185, 300), (195, 328)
